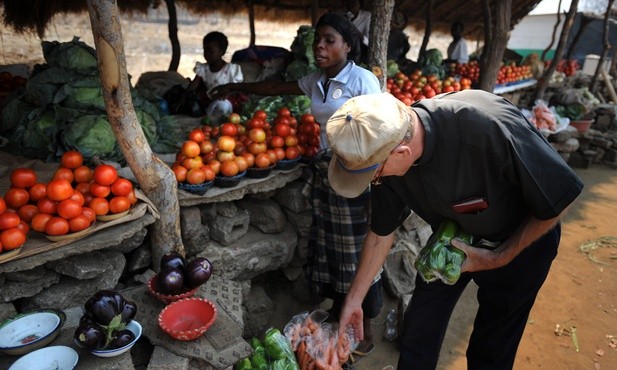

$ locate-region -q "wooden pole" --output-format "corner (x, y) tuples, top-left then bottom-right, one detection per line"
(478, 0), (511, 93)
(590, 0), (615, 94)
(165, 0), (180, 71)
(87, 0), (185, 269)
(247, 0), (256, 47)
(367, 0), (395, 90)
(541, 0), (562, 61)
(418, 0), (433, 62)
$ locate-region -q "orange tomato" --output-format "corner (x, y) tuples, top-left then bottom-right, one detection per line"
(57, 199), (83, 220)
(44, 217), (70, 236)
(73, 166), (93, 183)
(46, 179), (74, 201)
(88, 197), (109, 216)
(93, 164), (118, 186)
(10, 168), (37, 188)
(31, 213), (53, 233)
(89, 182), (111, 198)
(37, 197), (58, 215)
(0, 228), (26, 250)
(109, 196), (131, 214)
(0, 212), (21, 230)
(17, 204), (38, 223)
(28, 183), (47, 202)
(110, 178), (133, 197)
(69, 214), (91, 233)
(60, 150), (83, 169)
(4, 188), (29, 209)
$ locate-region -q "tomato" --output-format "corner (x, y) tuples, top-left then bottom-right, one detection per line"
(249, 128), (266, 143)
(16, 220), (30, 234)
(28, 183), (47, 202)
(44, 217), (70, 236)
(46, 179), (74, 201)
(4, 188), (29, 209)
(253, 109), (268, 121)
(274, 123), (291, 138)
(188, 128), (206, 143)
(93, 164), (118, 186)
(274, 147), (286, 161)
(284, 135), (299, 147)
(73, 165), (93, 183)
(69, 214), (91, 233)
(88, 197), (109, 216)
(266, 149), (278, 165)
(37, 197), (58, 215)
(81, 207), (96, 223)
(61, 150), (83, 169)
(53, 167), (74, 183)
(241, 152), (255, 168)
(89, 182), (111, 198)
(0, 212), (21, 230)
(217, 135), (236, 152)
(57, 199), (83, 220)
(17, 204), (38, 223)
(31, 213), (53, 233)
(254, 153), (271, 169)
(0, 198), (5, 214)
(126, 190), (138, 205)
(246, 117), (264, 129)
(109, 196), (131, 214)
(182, 156), (203, 170)
(208, 159), (221, 175)
(75, 182), (91, 195)
(228, 113), (241, 124)
(285, 146), (301, 160)
(234, 156), (248, 173)
(201, 165), (216, 182)
(172, 164), (188, 183)
(220, 160), (239, 177)
(10, 168), (37, 188)
(220, 123), (238, 137)
(0, 228), (26, 250)
(277, 107), (291, 118)
(217, 149), (236, 163)
(69, 190), (85, 206)
(199, 140), (214, 155)
(181, 140), (201, 158)
(186, 168), (206, 185)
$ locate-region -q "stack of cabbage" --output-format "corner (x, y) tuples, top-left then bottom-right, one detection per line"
(0, 37), (177, 163)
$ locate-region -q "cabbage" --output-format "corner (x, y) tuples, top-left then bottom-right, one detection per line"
(387, 60), (400, 78)
(62, 115), (117, 160)
(42, 36), (98, 73)
(1, 97), (35, 132)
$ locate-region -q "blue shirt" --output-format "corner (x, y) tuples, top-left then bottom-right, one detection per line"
(298, 61), (380, 149)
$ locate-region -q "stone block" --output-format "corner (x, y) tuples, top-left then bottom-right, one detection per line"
(568, 151), (593, 169)
(208, 209), (250, 246)
(0, 302), (17, 322)
(273, 180), (310, 213)
(128, 244), (153, 273)
(46, 250), (113, 279)
(181, 206), (210, 256)
(237, 198), (286, 234)
(0, 269), (60, 302)
(4, 265), (48, 282)
(242, 284), (273, 338)
(147, 345), (190, 370)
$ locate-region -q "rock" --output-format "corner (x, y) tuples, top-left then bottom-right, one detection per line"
(208, 208), (250, 246)
(0, 269), (60, 302)
(242, 284), (274, 338)
(46, 250), (113, 279)
(237, 197), (286, 233)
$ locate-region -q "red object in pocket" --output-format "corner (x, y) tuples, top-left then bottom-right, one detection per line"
(451, 197), (488, 214)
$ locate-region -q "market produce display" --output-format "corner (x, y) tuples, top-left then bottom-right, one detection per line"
(172, 109), (312, 193)
(2, 151), (137, 242)
(415, 219), (473, 285)
(235, 327), (300, 370)
(73, 290), (138, 351)
(0, 37), (177, 163)
(149, 252), (213, 300)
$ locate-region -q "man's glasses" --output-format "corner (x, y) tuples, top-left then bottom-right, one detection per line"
(371, 158), (388, 186)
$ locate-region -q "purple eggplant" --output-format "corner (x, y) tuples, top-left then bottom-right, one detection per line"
(109, 329), (136, 349)
(160, 251), (186, 272)
(84, 290), (137, 326)
(185, 257), (213, 289)
(156, 267), (185, 295)
(74, 321), (106, 349)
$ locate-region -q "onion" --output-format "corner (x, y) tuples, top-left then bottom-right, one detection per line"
(185, 257), (213, 289)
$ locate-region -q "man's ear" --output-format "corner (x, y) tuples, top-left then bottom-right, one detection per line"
(392, 144), (412, 157)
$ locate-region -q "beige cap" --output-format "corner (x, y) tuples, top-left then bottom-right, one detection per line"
(327, 93), (411, 198)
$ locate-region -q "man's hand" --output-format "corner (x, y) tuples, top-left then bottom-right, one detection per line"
(337, 300), (365, 343)
(451, 238), (508, 272)
(207, 83), (232, 100)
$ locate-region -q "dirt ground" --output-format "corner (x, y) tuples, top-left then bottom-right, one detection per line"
(2, 10), (616, 370)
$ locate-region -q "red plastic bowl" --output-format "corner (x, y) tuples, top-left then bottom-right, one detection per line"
(147, 276), (198, 305)
(158, 298), (217, 341)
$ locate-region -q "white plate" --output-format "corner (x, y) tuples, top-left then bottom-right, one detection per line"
(89, 320), (142, 358)
(0, 310), (64, 356)
(9, 345), (78, 370)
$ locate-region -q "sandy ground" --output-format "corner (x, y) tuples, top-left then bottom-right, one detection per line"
(2, 9), (616, 370)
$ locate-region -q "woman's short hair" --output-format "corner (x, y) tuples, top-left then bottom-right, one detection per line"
(315, 13), (361, 62)
(203, 31), (229, 53)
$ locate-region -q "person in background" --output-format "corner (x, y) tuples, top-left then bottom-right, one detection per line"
(193, 31), (243, 122)
(344, 0), (371, 47)
(387, 10), (412, 72)
(446, 21), (469, 64)
(327, 91), (583, 369)
(210, 12), (381, 362)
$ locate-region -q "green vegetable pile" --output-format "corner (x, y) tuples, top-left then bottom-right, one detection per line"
(415, 219), (473, 285)
(235, 328), (299, 370)
(285, 25), (318, 81)
(240, 95), (311, 123)
(0, 37), (178, 163)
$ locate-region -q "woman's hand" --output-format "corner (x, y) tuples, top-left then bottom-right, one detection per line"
(208, 83), (233, 100)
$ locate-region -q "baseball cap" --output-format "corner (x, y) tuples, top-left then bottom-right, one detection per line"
(327, 93), (412, 198)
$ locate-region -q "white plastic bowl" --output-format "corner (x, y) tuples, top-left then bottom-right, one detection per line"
(0, 310), (65, 356)
(8, 345), (78, 370)
(89, 320), (142, 358)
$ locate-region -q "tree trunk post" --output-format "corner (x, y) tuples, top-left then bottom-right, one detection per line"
(533, 0), (579, 102)
(418, 0), (433, 62)
(367, 0), (395, 90)
(247, 0), (256, 47)
(590, 0), (615, 94)
(87, 0), (185, 270)
(541, 0), (562, 61)
(478, 0), (511, 93)
(165, 0), (180, 71)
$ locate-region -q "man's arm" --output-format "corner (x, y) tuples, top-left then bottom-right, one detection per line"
(453, 210), (566, 272)
(338, 230), (395, 340)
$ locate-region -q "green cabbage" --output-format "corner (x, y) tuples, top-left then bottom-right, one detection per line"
(42, 36), (98, 73)
(62, 115), (117, 160)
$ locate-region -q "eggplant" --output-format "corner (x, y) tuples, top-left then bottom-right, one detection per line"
(160, 251), (186, 272)
(74, 321), (106, 349)
(185, 257), (213, 289)
(121, 300), (137, 324)
(109, 329), (136, 349)
(156, 267), (185, 295)
(85, 290), (122, 326)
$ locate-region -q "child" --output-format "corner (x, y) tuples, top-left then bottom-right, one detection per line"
(193, 31), (243, 122)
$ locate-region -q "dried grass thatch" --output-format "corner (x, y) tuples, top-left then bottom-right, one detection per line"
(1, 0), (544, 39)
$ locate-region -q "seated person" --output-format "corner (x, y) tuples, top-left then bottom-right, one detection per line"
(344, 0), (371, 64)
(446, 21), (469, 64)
(192, 31), (244, 121)
(387, 10), (411, 64)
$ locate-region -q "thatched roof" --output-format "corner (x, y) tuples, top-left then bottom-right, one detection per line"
(1, 0), (544, 39)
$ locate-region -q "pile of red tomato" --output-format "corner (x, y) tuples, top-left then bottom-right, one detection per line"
(544, 59), (580, 77)
(171, 109), (317, 186)
(1, 151), (137, 247)
(387, 71), (467, 106)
